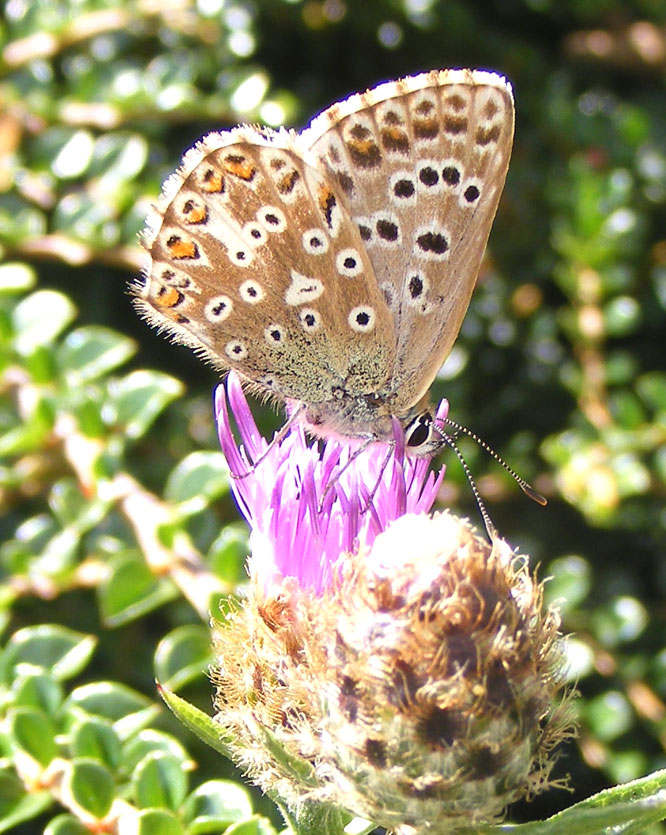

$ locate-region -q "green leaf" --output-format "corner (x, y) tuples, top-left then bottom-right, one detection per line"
(209, 524), (249, 584)
(478, 768), (666, 833)
(1, 625), (96, 682)
(164, 451), (230, 513)
(226, 817), (280, 835)
(133, 808), (184, 835)
(44, 814), (91, 835)
(121, 729), (191, 775)
(158, 685), (233, 760)
(8, 707), (57, 766)
(0, 391), (54, 455)
(57, 326), (136, 386)
(0, 772), (52, 833)
(63, 759), (114, 820)
(49, 129), (95, 179)
(11, 290), (76, 356)
(637, 371), (666, 412)
(70, 718), (121, 770)
(10, 671), (64, 715)
(98, 552), (178, 626)
(0, 194), (47, 245)
(53, 191), (118, 245)
(181, 780), (253, 833)
(0, 263), (36, 294)
(133, 752), (188, 810)
(66, 681), (154, 725)
(108, 370), (183, 439)
(584, 690), (633, 741)
(88, 133), (148, 183)
(154, 625), (213, 691)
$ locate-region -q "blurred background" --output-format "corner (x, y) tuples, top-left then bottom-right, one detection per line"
(1, 0), (666, 831)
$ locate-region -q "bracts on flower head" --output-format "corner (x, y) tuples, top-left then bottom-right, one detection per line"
(212, 512), (575, 832)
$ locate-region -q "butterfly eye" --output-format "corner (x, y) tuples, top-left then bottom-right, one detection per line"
(405, 413), (433, 448)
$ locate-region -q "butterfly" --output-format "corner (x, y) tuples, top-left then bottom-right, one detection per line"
(134, 68), (514, 456)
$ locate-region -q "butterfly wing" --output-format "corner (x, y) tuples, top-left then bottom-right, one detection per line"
(135, 128), (395, 405)
(300, 69), (514, 411)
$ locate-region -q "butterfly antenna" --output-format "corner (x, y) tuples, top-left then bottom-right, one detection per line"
(438, 417), (547, 506)
(437, 431), (498, 541)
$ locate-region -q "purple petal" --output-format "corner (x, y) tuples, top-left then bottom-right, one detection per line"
(216, 372), (446, 595)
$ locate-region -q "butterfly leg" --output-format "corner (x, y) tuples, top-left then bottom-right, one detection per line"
(229, 402), (307, 480)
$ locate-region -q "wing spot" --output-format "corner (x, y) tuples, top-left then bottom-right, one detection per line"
(299, 308), (321, 332)
(348, 305), (376, 333)
(409, 273), (424, 298)
(161, 269), (192, 290)
(156, 286), (183, 309)
(166, 235), (199, 260)
(376, 218), (400, 242)
(225, 340), (247, 359)
(383, 110), (404, 125)
(445, 93), (466, 112)
(277, 168), (301, 195)
(242, 221), (267, 247)
(200, 168), (225, 193)
(405, 270), (430, 307)
(346, 124), (382, 168)
(463, 184), (481, 203)
(302, 228), (329, 255)
(318, 187), (339, 232)
(482, 99), (499, 119)
(415, 229), (449, 259)
(285, 270), (325, 306)
(419, 166), (439, 187)
(336, 248), (363, 278)
(413, 118), (439, 140)
(336, 171), (355, 196)
(358, 223), (372, 242)
(264, 324), (285, 345)
(476, 124), (501, 146)
(414, 100), (435, 115)
(394, 178), (415, 198)
(230, 248), (252, 267)
(239, 279), (265, 303)
(381, 126), (410, 154)
(257, 206), (287, 233)
(223, 153), (256, 182)
(205, 295), (233, 322)
(442, 165), (461, 187)
(443, 116), (468, 135)
(181, 198), (207, 224)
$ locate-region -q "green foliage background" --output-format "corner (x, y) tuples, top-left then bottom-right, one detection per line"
(1, 0), (666, 832)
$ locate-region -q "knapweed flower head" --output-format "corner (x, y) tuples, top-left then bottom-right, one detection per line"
(215, 371), (446, 595)
(212, 375), (574, 832)
(213, 512), (574, 833)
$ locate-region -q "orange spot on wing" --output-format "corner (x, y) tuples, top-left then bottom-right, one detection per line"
(156, 286), (182, 309)
(182, 201), (207, 223)
(167, 236), (199, 260)
(201, 169), (225, 193)
(223, 154), (257, 181)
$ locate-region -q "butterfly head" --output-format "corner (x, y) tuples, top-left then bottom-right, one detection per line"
(402, 409), (442, 456)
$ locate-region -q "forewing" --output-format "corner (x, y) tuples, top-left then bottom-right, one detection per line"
(301, 69), (514, 409)
(135, 128), (395, 404)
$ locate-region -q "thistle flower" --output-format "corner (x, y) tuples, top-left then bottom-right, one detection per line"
(212, 376), (573, 832)
(215, 371), (446, 595)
